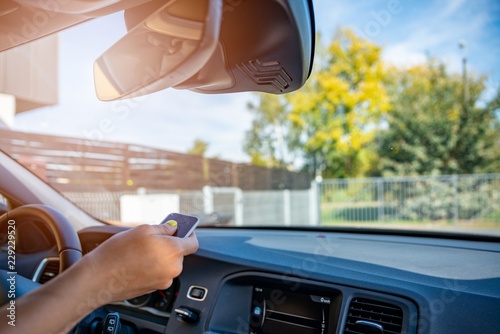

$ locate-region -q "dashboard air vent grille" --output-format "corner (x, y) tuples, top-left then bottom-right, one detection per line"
(38, 259), (60, 284)
(344, 297), (403, 334)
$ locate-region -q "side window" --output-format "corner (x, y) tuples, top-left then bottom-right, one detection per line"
(0, 194), (8, 215)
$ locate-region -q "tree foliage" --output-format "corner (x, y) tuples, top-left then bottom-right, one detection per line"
(288, 29), (390, 178)
(243, 29), (500, 177)
(244, 29), (389, 176)
(243, 94), (293, 168)
(378, 61), (500, 176)
(187, 139), (209, 156)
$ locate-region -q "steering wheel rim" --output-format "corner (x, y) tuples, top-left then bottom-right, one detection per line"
(0, 204), (82, 272)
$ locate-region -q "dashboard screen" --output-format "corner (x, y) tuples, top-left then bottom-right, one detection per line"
(249, 286), (330, 334)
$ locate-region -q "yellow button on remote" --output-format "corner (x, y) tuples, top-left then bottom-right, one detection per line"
(166, 220), (178, 227)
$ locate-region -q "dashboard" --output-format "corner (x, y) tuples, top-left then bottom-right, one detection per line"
(3, 224), (500, 333)
(42, 226), (498, 334)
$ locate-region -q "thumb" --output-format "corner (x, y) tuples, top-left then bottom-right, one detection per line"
(157, 220), (178, 236)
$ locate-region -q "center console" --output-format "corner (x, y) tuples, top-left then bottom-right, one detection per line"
(206, 272), (415, 334)
(249, 286), (332, 334)
(208, 272), (342, 334)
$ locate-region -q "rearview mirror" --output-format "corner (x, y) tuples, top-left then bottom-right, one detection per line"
(94, 0), (222, 101)
(94, 0), (315, 101)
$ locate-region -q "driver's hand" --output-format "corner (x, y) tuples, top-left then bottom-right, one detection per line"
(79, 223), (198, 303)
(0, 224), (198, 334)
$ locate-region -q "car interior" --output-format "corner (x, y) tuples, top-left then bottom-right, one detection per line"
(0, 0), (499, 334)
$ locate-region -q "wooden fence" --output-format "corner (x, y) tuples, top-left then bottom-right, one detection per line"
(0, 129), (311, 191)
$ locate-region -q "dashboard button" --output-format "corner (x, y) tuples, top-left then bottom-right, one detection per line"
(187, 286), (207, 301)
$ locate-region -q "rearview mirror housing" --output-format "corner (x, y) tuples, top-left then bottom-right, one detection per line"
(94, 0), (315, 100)
(94, 0), (222, 100)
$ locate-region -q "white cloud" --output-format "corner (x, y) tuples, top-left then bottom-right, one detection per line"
(382, 44), (427, 68)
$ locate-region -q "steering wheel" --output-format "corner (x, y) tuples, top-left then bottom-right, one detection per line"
(0, 204), (82, 303)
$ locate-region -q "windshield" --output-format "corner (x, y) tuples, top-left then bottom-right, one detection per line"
(1, 0), (499, 236)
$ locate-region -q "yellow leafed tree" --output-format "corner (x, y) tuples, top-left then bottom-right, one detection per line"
(287, 29), (390, 177)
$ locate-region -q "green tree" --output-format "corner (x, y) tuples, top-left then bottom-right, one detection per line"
(378, 61), (500, 176)
(244, 29), (390, 176)
(243, 94), (299, 168)
(187, 139), (209, 156)
(484, 88), (500, 172)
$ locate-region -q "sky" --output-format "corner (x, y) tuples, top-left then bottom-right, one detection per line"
(13, 0), (500, 163)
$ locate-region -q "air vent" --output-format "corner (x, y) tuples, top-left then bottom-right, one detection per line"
(344, 297), (403, 334)
(34, 258), (60, 284)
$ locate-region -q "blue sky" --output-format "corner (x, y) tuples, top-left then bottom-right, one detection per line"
(14, 0), (500, 162)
